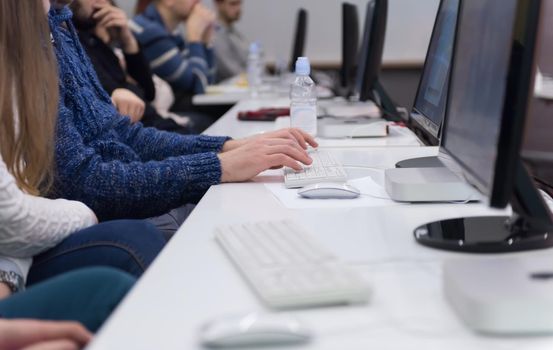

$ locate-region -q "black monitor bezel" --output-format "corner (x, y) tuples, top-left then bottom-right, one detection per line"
(355, 0), (386, 102)
(289, 8), (307, 72)
(409, 0), (459, 147)
(341, 3), (360, 92)
(439, 0), (542, 208)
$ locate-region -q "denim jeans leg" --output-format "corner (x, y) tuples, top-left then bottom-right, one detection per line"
(0, 267), (135, 332)
(147, 204), (195, 240)
(27, 220), (165, 285)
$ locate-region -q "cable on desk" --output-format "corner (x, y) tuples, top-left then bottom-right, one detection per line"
(358, 192), (393, 200)
(340, 165), (386, 171)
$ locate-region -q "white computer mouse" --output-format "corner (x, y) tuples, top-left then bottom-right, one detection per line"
(200, 313), (312, 348)
(298, 182), (361, 199)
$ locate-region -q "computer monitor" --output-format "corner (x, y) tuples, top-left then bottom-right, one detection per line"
(340, 3), (359, 96)
(289, 8), (308, 72)
(395, 0), (459, 169)
(522, 0), (553, 194)
(414, 0), (553, 253)
(410, 0), (459, 147)
(354, 0), (400, 120)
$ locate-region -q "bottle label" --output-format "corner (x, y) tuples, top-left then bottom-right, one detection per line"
(290, 105), (317, 135)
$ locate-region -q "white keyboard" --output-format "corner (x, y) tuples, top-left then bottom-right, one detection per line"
(284, 150), (347, 188)
(215, 220), (371, 309)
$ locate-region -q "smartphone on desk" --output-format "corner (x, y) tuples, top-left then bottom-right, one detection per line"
(237, 108), (290, 122)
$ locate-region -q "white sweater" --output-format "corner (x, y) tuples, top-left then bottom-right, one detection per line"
(0, 153), (97, 281)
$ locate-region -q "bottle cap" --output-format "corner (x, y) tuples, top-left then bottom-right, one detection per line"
(249, 42), (260, 54)
(295, 57), (311, 75)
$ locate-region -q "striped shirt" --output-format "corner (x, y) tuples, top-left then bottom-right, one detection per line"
(131, 4), (215, 95)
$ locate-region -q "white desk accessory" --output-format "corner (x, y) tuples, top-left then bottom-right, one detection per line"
(298, 182), (361, 199)
(317, 115), (388, 138)
(444, 257), (553, 334)
(322, 101), (381, 118)
(215, 220), (371, 309)
(200, 312), (312, 348)
(384, 167), (479, 202)
(535, 69), (553, 100)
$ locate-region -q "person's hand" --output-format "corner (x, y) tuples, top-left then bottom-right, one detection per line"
(218, 136), (314, 182)
(203, 23), (215, 47)
(92, 3), (139, 54)
(186, 3), (216, 43)
(222, 128), (319, 152)
(0, 283), (11, 300)
(111, 88), (145, 123)
(0, 319), (92, 350)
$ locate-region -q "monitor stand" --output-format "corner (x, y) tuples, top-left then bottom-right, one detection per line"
(414, 161), (553, 253)
(395, 156), (445, 168)
(372, 80), (403, 122)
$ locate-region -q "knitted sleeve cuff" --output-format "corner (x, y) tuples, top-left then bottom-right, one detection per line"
(191, 135), (231, 153)
(180, 152), (223, 200)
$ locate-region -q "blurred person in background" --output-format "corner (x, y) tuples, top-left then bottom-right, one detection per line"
(213, 0), (249, 82)
(71, 0), (199, 133)
(132, 0), (218, 128)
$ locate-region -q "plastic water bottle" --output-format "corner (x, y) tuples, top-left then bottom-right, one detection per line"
(247, 42), (263, 97)
(290, 57), (317, 136)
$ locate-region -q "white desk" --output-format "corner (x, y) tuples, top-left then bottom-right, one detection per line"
(205, 98), (422, 148)
(192, 79), (283, 106)
(192, 74), (251, 106)
(88, 144), (553, 350)
(192, 91), (250, 106)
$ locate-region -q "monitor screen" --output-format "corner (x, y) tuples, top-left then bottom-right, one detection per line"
(354, 0), (376, 97)
(341, 3), (359, 91)
(352, 0), (399, 119)
(441, 0), (519, 197)
(411, 0), (459, 141)
(522, 0), (553, 188)
(290, 9), (307, 71)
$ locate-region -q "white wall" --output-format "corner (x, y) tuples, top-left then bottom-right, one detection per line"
(118, 0), (439, 65)
(117, 0), (136, 18)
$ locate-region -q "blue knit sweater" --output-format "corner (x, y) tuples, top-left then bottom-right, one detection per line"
(48, 7), (229, 221)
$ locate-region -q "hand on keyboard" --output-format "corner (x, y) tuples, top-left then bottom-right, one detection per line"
(218, 128), (319, 183)
(284, 150), (347, 188)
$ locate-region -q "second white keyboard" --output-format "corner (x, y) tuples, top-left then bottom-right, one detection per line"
(284, 150), (347, 188)
(215, 220), (371, 309)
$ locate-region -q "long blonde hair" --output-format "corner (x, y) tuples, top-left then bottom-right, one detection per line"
(0, 0), (59, 195)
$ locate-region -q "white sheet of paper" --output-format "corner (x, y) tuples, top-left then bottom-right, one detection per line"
(535, 69), (553, 100)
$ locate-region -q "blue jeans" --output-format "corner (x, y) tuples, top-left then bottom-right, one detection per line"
(27, 220), (165, 285)
(0, 267), (134, 332)
(147, 204), (195, 240)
